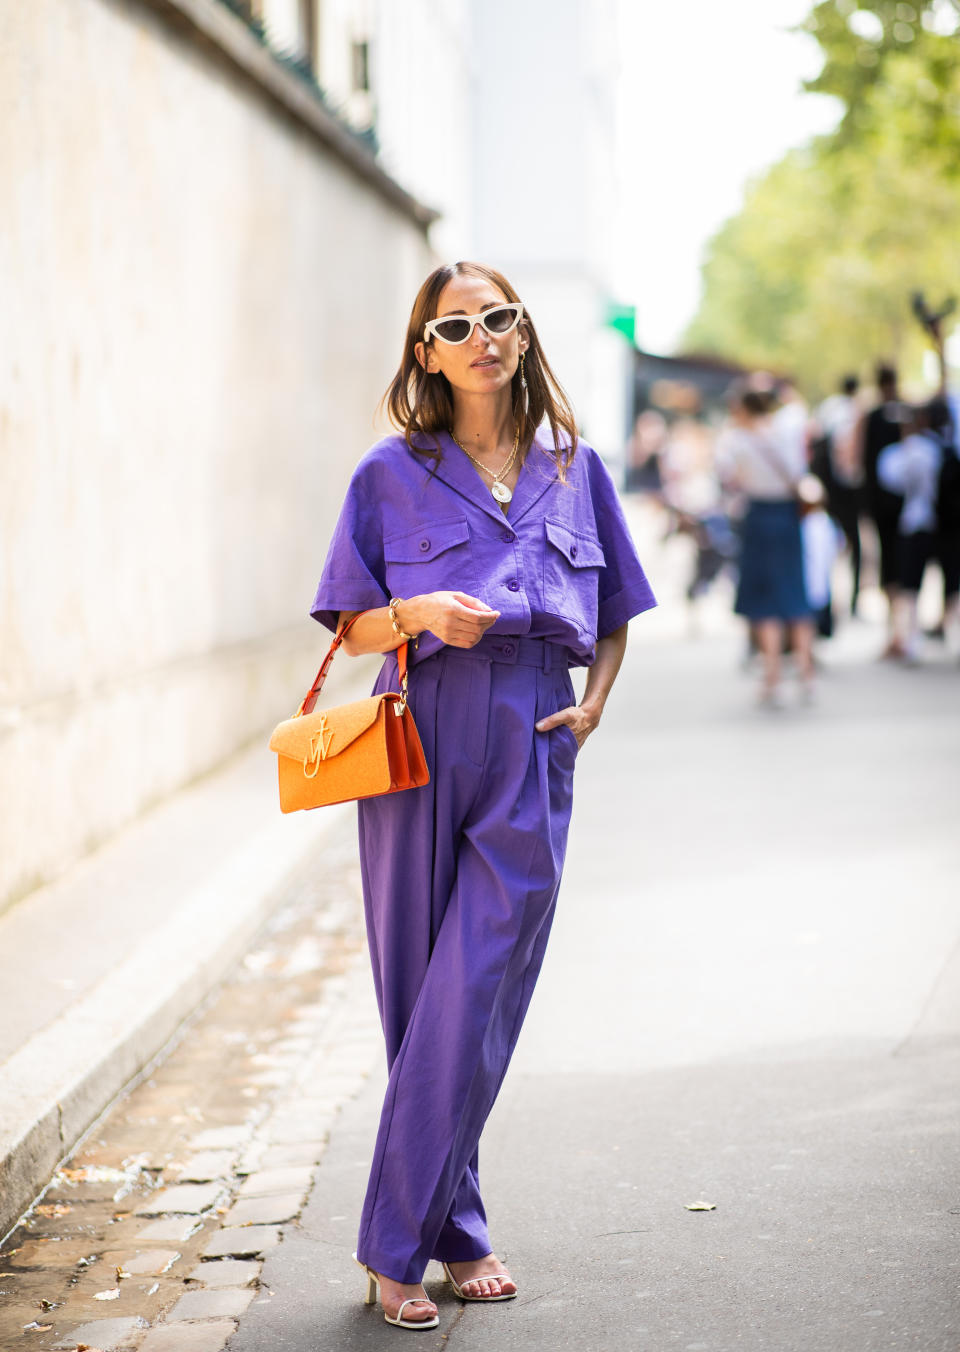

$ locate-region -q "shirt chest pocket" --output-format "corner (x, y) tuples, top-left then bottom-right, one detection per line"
(383, 515), (479, 599)
(542, 517), (606, 638)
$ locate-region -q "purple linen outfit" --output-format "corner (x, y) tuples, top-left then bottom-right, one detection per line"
(311, 430), (655, 1283)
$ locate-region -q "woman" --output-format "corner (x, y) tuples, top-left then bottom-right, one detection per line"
(858, 364), (907, 655)
(877, 398), (957, 662)
(310, 261), (656, 1329)
(718, 384), (815, 705)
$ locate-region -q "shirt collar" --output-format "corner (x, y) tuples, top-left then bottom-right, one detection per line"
(406, 429), (562, 528)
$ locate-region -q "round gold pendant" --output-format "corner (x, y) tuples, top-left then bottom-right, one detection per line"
(491, 481), (513, 504)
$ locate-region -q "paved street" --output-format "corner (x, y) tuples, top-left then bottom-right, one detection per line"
(3, 505), (958, 1351)
(229, 511), (960, 1352)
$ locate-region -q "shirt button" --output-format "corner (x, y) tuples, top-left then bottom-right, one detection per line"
(418, 538), (430, 552)
(570, 543), (578, 558)
(501, 530), (513, 543)
(506, 579), (520, 592)
(502, 643), (515, 657)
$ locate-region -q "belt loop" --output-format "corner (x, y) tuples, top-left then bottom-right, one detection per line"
(543, 643), (552, 673)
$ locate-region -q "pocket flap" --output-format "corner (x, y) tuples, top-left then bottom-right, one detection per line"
(269, 695), (392, 761)
(544, 518), (605, 568)
(384, 516), (470, 564)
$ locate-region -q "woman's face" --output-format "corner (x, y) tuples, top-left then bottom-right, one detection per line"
(415, 274), (528, 398)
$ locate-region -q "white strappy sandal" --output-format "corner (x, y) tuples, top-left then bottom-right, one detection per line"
(442, 1260), (518, 1302)
(353, 1254), (439, 1330)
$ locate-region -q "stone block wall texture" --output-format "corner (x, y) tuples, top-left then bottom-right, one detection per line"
(0, 0), (433, 909)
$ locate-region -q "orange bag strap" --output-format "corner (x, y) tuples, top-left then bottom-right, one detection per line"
(295, 612), (409, 718)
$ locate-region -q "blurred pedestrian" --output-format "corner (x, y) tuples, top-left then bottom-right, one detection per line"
(876, 398), (952, 661)
(658, 414), (737, 616)
(856, 364), (908, 655)
(913, 304), (960, 646)
(813, 375), (863, 614)
(679, 507), (739, 613)
(770, 377), (810, 468)
(309, 260), (656, 1327)
(798, 476), (843, 640)
(718, 385), (815, 706)
(933, 393), (960, 650)
(625, 408), (667, 494)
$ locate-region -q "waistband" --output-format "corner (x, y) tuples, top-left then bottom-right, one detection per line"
(415, 633), (569, 673)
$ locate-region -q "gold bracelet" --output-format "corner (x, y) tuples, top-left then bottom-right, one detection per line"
(388, 597), (416, 642)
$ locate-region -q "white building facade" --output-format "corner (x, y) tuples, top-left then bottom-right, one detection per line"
(256, 0), (635, 461)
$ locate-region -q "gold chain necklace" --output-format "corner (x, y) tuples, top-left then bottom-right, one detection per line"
(450, 425), (521, 505)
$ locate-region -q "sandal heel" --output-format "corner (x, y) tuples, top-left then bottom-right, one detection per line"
(353, 1252), (439, 1330)
(354, 1253), (378, 1305)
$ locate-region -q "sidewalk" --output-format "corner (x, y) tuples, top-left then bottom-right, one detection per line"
(0, 826), (379, 1352)
(2, 504), (958, 1350)
(0, 653), (377, 1242)
(228, 511), (960, 1351)
(233, 1038), (960, 1352)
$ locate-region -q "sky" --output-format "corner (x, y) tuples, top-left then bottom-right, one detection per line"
(615, 0), (844, 354)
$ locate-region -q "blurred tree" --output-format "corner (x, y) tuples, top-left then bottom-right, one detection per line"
(799, 0), (960, 167)
(684, 0), (960, 396)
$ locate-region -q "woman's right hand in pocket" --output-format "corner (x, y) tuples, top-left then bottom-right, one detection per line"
(409, 591), (500, 648)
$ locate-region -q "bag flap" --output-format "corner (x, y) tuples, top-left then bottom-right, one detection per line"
(544, 517), (605, 568)
(269, 695), (392, 761)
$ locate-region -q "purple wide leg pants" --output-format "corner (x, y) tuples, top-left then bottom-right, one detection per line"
(354, 637), (577, 1284)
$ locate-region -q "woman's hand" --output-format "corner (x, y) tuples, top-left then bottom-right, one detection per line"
(535, 702), (600, 750)
(338, 593), (498, 656)
(533, 623), (629, 751)
(400, 592), (500, 648)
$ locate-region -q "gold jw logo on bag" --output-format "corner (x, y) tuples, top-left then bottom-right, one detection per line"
(303, 716), (334, 778)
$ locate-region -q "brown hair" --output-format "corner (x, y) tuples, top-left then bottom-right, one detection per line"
(725, 378), (775, 418)
(379, 261), (579, 479)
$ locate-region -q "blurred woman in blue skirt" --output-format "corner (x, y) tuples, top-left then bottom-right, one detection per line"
(718, 385), (814, 706)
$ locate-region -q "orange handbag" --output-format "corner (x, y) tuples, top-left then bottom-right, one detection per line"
(269, 614), (429, 813)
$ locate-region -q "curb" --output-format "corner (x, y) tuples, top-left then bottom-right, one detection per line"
(0, 776), (351, 1243)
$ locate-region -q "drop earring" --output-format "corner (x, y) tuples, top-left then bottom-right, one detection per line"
(519, 350), (529, 416)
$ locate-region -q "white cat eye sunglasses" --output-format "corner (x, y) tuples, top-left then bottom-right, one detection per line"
(423, 302), (524, 346)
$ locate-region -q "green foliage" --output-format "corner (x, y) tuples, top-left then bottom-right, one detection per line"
(684, 0), (960, 396)
(799, 0), (960, 166)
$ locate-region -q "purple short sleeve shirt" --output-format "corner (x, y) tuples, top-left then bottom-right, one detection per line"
(310, 429), (657, 665)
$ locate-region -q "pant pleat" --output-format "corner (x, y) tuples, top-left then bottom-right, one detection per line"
(355, 647), (577, 1283)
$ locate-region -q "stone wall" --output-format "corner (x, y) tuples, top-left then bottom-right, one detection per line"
(0, 0), (434, 910)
